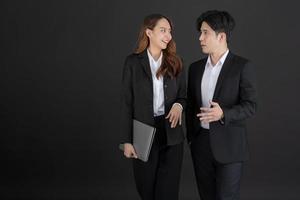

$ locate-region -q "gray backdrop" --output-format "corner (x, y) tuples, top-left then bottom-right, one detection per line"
(1, 0), (300, 199)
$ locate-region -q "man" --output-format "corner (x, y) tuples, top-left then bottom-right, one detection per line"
(186, 10), (257, 200)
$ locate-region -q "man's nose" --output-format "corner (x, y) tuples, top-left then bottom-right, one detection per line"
(199, 34), (203, 41)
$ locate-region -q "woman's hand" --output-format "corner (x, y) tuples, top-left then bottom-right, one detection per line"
(165, 103), (183, 128)
(123, 143), (138, 159)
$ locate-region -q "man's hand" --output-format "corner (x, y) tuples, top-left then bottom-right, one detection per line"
(165, 103), (183, 128)
(123, 143), (138, 159)
(196, 101), (223, 123)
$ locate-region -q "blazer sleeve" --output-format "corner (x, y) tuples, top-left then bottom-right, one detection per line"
(120, 56), (133, 143)
(186, 64), (196, 142)
(222, 61), (258, 125)
(175, 66), (187, 110)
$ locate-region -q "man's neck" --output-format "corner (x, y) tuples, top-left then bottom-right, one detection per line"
(209, 47), (228, 66)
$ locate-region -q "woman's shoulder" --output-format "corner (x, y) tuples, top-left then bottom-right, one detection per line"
(123, 53), (141, 72)
(125, 53), (139, 63)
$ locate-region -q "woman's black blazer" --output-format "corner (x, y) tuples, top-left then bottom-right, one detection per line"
(120, 50), (186, 145)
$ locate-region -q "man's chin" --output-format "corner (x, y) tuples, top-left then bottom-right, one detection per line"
(201, 49), (208, 54)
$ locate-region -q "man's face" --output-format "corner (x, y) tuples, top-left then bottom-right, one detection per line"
(199, 21), (221, 54)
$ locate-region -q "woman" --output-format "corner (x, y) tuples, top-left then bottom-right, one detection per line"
(120, 14), (186, 200)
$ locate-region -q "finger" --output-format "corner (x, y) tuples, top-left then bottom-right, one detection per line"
(200, 107), (212, 112)
(124, 152), (131, 158)
(201, 118), (210, 123)
(210, 100), (219, 107)
(171, 119), (175, 128)
(200, 107), (210, 111)
(211, 116), (219, 122)
(179, 113), (182, 125)
(174, 114), (180, 126)
(170, 115), (175, 127)
(202, 116), (215, 123)
(203, 116), (218, 123)
(197, 114), (204, 121)
(132, 151), (138, 159)
(198, 112), (214, 118)
(165, 112), (171, 119)
(197, 112), (209, 117)
(197, 112), (213, 117)
(207, 119), (216, 123)
(200, 116), (213, 121)
(171, 117), (178, 128)
(200, 116), (208, 121)
(169, 113), (175, 123)
(127, 148), (137, 158)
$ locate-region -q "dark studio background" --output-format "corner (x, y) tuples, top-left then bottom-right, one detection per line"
(1, 0), (300, 199)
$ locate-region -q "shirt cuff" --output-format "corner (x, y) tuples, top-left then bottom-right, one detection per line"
(172, 103), (183, 110)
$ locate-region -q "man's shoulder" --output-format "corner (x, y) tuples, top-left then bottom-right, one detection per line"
(230, 52), (251, 65)
(189, 57), (207, 70)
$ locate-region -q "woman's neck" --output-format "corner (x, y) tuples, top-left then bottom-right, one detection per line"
(148, 46), (162, 61)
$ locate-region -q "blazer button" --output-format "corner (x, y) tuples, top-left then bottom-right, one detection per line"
(164, 84), (167, 88)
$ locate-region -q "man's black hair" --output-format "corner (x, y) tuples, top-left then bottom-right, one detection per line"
(196, 10), (235, 42)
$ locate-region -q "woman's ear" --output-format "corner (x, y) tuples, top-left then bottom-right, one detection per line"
(145, 29), (152, 38)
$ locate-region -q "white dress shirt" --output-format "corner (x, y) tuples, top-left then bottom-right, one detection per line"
(147, 49), (165, 116)
(201, 50), (229, 129)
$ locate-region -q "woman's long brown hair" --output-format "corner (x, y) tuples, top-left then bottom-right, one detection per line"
(135, 14), (182, 79)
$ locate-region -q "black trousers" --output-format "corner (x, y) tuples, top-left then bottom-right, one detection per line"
(133, 115), (183, 200)
(190, 128), (243, 200)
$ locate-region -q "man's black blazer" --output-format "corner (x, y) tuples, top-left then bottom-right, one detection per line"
(186, 52), (257, 164)
(120, 50), (186, 146)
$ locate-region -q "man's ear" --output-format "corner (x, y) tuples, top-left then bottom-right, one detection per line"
(219, 32), (227, 42)
(145, 29), (152, 38)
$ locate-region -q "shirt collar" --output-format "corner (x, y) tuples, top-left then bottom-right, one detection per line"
(207, 49), (229, 67)
(147, 49), (163, 65)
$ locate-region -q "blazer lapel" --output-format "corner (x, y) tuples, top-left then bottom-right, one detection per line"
(212, 52), (234, 101)
(196, 59), (207, 106)
(138, 50), (152, 79)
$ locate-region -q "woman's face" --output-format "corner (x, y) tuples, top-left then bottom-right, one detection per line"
(146, 18), (172, 50)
